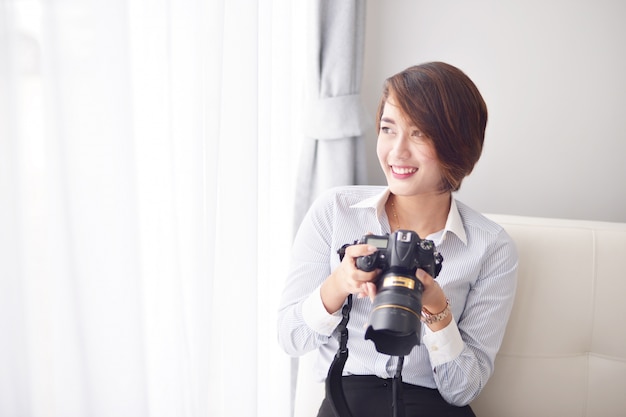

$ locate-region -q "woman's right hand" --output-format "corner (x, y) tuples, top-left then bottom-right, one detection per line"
(319, 244), (380, 314)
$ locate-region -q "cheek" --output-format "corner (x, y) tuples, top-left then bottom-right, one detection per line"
(422, 155), (443, 176)
(376, 137), (386, 164)
(422, 152), (439, 165)
(416, 145), (444, 176)
(420, 143), (439, 163)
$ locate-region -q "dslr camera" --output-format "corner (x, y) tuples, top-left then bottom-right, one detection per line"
(354, 230), (443, 356)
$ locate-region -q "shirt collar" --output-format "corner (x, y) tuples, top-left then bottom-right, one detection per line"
(349, 188), (391, 218)
(350, 188), (468, 245)
(444, 198), (467, 245)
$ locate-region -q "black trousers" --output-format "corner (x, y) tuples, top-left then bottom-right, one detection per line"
(317, 375), (476, 417)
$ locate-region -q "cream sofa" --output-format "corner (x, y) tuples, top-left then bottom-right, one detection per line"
(293, 214), (626, 417)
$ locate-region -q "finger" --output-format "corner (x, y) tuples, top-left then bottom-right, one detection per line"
(344, 243), (378, 259)
(364, 282), (377, 302)
(416, 269), (446, 308)
(356, 282), (377, 301)
(415, 268), (434, 284)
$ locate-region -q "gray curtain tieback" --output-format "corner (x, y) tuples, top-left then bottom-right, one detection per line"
(304, 94), (371, 140)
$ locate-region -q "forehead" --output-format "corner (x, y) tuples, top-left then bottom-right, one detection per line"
(381, 97), (413, 126)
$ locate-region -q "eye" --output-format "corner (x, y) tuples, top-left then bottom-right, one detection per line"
(411, 129), (424, 138)
(380, 126), (394, 135)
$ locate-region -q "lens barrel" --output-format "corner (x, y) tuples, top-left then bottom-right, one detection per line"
(364, 270), (424, 356)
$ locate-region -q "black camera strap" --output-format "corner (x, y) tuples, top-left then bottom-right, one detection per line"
(328, 244), (406, 417)
(392, 356), (406, 417)
(325, 294), (353, 417)
(326, 244), (405, 417)
(326, 294), (406, 417)
(326, 244), (354, 417)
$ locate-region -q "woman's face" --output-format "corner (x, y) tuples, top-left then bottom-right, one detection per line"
(376, 97), (444, 197)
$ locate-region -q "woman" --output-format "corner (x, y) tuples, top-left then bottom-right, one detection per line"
(278, 62), (518, 416)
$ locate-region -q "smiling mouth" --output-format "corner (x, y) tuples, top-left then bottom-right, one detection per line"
(391, 166), (418, 175)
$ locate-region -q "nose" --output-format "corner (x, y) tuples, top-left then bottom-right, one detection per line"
(391, 133), (410, 159)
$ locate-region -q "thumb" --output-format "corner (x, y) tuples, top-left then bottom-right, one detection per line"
(415, 268), (434, 284)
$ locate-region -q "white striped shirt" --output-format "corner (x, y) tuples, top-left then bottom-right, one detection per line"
(278, 186), (518, 406)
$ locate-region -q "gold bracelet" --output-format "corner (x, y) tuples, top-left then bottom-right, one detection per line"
(421, 300), (450, 324)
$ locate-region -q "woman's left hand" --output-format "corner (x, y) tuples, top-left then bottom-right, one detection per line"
(415, 268), (452, 330)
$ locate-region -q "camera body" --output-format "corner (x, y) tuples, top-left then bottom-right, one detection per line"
(356, 231), (442, 278)
(355, 230), (443, 356)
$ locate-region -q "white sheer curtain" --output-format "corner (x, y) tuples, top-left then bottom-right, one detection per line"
(0, 0), (300, 416)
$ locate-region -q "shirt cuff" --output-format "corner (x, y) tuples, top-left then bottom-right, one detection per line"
(301, 285), (344, 336)
(422, 318), (464, 367)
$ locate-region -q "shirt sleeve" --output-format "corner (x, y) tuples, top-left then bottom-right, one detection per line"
(422, 319), (464, 367)
(431, 227), (518, 406)
(302, 285), (343, 336)
(277, 189), (343, 356)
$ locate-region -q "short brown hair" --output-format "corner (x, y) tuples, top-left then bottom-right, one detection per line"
(376, 62), (488, 191)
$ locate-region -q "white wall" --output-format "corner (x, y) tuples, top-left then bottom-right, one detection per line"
(361, 0), (626, 222)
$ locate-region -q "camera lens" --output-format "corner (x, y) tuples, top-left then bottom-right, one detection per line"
(364, 270), (424, 356)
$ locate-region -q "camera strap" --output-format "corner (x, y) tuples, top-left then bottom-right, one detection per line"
(392, 357), (406, 417)
(329, 244), (406, 417)
(325, 294), (353, 417)
(326, 294), (406, 417)
(326, 244), (354, 417)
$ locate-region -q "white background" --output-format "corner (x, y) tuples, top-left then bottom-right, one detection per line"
(361, 0), (626, 222)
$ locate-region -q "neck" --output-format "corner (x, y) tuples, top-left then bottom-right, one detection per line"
(387, 192), (451, 238)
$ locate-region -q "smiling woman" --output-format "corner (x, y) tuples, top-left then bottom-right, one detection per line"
(0, 1), (300, 416)
(278, 62), (517, 417)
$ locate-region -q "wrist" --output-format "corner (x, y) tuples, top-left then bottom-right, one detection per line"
(421, 299), (450, 325)
(320, 274), (350, 313)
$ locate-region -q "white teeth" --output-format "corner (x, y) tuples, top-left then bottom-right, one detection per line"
(392, 166), (417, 174)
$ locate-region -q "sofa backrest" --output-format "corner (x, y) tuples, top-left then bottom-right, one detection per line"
(293, 214), (626, 417)
(471, 214), (626, 417)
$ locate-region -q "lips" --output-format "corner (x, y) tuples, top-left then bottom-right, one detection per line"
(391, 165), (418, 176)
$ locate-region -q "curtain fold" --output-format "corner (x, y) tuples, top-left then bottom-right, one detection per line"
(0, 0), (297, 416)
(294, 0), (370, 229)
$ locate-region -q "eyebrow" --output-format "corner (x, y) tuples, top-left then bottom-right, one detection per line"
(380, 117), (396, 124)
